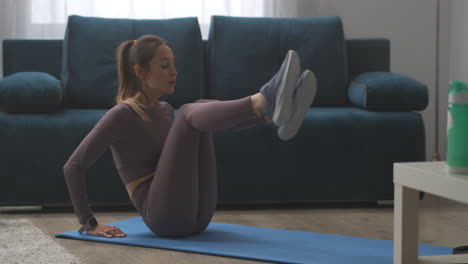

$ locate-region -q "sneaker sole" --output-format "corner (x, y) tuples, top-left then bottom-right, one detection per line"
(278, 70), (317, 140)
(273, 50), (301, 126)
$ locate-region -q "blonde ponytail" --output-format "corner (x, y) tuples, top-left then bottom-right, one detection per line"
(114, 35), (169, 122)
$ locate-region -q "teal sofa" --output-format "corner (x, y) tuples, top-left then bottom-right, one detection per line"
(0, 15), (428, 208)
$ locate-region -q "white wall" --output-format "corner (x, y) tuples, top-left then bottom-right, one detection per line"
(436, 1), (452, 160)
(437, 0), (468, 161)
(291, 0), (438, 161)
(449, 1), (468, 82)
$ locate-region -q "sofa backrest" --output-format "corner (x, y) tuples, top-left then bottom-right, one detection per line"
(207, 16), (348, 106)
(3, 26), (391, 109)
(61, 15), (204, 109)
(346, 38), (390, 81)
(3, 40), (63, 79)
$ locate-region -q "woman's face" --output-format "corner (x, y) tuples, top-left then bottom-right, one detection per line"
(141, 44), (177, 98)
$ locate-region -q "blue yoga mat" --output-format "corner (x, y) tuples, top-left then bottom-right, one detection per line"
(55, 217), (452, 264)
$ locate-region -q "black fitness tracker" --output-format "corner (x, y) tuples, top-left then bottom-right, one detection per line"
(79, 217), (99, 234)
(453, 245), (468, 254)
(88, 217), (98, 229)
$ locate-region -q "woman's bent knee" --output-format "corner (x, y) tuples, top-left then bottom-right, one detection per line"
(177, 103), (194, 121)
(176, 103), (201, 132)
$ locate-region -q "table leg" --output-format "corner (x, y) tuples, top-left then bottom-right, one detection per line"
(394, 183), (420, 264)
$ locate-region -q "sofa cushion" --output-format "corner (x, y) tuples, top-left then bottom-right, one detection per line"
(348, 72), (428, 111)
(62, 15), (204, 109)
(0, 72), (62, 113)
(208, 16), (348, 106)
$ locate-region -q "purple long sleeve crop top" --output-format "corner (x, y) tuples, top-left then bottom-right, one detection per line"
(63, 102), (173, 227)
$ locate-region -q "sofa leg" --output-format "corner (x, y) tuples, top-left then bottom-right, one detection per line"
(377, 200), (394, 206)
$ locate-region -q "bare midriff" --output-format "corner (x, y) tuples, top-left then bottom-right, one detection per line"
(126, 171), (154, 200)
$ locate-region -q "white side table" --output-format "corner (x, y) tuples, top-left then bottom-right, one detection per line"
(393, 161), (468, 264)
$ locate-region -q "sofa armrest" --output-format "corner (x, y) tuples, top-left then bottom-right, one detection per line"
(348, 72), (428, 111)
(0, 72), (62, 113)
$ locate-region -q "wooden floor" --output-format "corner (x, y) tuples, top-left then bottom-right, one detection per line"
(1, 194), (468, 264)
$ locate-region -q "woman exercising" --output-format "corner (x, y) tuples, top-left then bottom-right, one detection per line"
(63, 35), (316, 238)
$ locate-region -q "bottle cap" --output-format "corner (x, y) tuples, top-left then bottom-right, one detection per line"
(450, 80), (468, 94)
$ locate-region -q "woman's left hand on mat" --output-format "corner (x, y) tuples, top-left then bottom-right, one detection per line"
(88, 224), (127, 238)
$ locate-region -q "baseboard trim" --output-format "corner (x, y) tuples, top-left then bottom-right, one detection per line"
(0, 205), (42, 213)
(0, 200), (394, 213)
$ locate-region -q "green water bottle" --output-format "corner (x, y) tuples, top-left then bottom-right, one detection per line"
(447, 80), (468, 174)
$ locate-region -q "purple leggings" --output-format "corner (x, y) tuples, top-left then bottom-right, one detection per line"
(131, 96), (266, 237)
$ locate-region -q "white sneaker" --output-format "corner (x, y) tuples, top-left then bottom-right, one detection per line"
(259, 50), (301, 126)
(278, 70), (317, 140)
